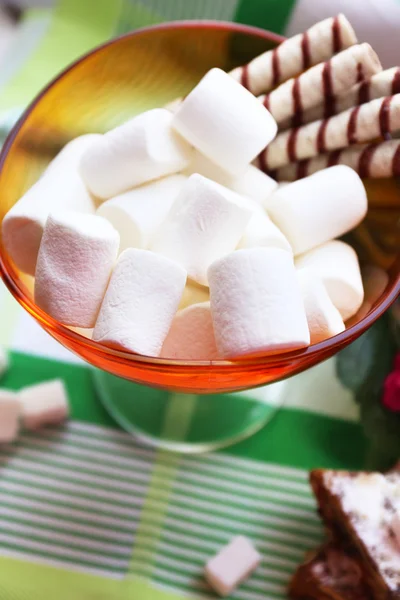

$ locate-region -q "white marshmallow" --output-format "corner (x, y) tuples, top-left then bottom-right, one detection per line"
(152, 174), (252, 286)
(80, 109), (192, 199)
(238, 204), (292, 252)
(161, 302), (219, 361)
(297, 268), (345, 344)
(230, 165), (278, 206)
(34, 212), (120, 327)
(19, 379), (69, 430)
(186, 151), (277, 205)
(204, 536), (261, 597)
(93, 248), (187, 357)
(2, 135), (98, 276)
(208, 248), (310, 358)
(0, 390), (19, 443)
(0, 346), (9, 380)
(267, 166), (368, 256)
(97, 175), (186, 252)
(179, 282), (209, 310)
(295, 241), (364, 321)
(172, 68), (277, 175)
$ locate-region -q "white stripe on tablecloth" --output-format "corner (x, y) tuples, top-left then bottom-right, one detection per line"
(0, 454), (152, 497)
(179, 458), (310, 492)
(185, 453), (307, 481)
(2, 445), (154, 482)
(0, 493), (140, 531)
(0, 519), (132, 557)
(0, 505), (135, 543)
(0, 532), (129, 569)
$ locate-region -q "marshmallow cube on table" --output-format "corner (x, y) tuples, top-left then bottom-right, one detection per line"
(34, 212), (120, 327)
(186, 150), (278, 205)
(0, 346), (9, 380)
(2, 134), (99, 276)
(208, 248), (310, 359)
(161, 302), (218, 361)
(172, 68), (277, 176)
(297, 268), (345, 344)
(93, 248), (187, 357)
(267, 165), (368, 256)
(80, 108), (192, 200)
(97, 175), (186, 252)
(0, 390), (20, 443)
(19, 379), (69, 430)
(152, 174), (252, 286)
(295, 240), (364, 322)
(204, 536), (261, 597)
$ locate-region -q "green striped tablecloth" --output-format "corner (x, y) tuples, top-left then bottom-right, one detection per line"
(0, 2), (369, 599)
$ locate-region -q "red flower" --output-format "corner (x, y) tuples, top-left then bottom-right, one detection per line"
(382, 353), (400, 411)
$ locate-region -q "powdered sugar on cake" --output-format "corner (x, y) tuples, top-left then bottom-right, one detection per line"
(326, 471), (400, 591)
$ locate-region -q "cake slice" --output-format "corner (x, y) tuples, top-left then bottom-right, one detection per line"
(289, 541), (371, 600)
(310, 469), (400, 599)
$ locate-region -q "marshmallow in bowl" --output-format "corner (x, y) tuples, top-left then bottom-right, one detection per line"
(93, 248), (187, 357)
(186, 151), (278, 205)
(179, 282), (209, 310)
(80, 108), (192, 199)
(238, 204), (292, 252)
(295, 240), (364, 321)
(34, 212), (120, 328)
(2, 134), (99, 276)
(172, 68), (277, 175)
(208, 247), (310, 358)
(297, 268), (345, 344)
(161, 302), (219, 360)
(152, 174), (252, 286)
(97, 175), (186, 252)
(267, 166), (368, 256)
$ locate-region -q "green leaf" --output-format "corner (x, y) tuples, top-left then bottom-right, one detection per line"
(336, 315), (396, 398)
(336, 313), (398, 468)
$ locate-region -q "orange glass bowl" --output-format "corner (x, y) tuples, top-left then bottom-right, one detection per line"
(0, 22), (399, 395)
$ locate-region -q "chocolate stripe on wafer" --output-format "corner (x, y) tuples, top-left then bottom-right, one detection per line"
(230, 14), (357, 97)
(271, 139), (400, 181)
(259, 94), (400, 170)
(259, 43), (381, 125)
(281, 67), (400, 129)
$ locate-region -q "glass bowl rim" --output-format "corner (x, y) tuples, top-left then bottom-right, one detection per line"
(0, 19), (399, 369)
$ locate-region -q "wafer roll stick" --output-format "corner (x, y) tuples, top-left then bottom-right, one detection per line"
(261, 44), (381, 125)
(259, 94), (400, 171)
(283, 66), (400, 128)
(230, 14), (357, 96)
(273, 140), (400, 181)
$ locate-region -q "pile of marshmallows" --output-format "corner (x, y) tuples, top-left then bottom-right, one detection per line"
(2, 68), (367, 361)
